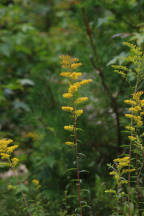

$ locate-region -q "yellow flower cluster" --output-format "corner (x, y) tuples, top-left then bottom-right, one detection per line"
(65, 141), (75, 146)
(113, 156), (130, 169)
(124, 91), (144, 127)
(60, 55), (81, 69)
(64, 125), (74, 131)
(32, 179), (40, 189)
(74, 97), (88, 105)
(0, 138), (19, 167)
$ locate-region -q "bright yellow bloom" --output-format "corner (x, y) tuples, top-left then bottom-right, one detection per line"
(75, 109), (83, 117)
(129, 106), (141, 112)
(133, 91), (143, 101)
(68, 82), (81, 94)
(74, 97), (88, 105)
(140, 111), (144, 115)
(65, 141), (75, 146)
(1, 153), (10, 159)
(62, 93), (73, 98)
(79, 79), (93, 86)
(64, 125), (74, 131)
(71, 62), (82, 69)
(60, 72), (71, 77)
(124, 99), (136, 105)
(113, 156), (130, 163)
(62, 106), (74, 112)
(7, 145), (18, 154)
(69, 72), (82, 80)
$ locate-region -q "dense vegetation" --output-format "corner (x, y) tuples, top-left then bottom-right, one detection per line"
(1, 0), (144, 215)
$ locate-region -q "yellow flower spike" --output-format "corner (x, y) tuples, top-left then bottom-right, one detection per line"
(128, 136), (136, 141)
(75, 109), (83, 117)
(64, 125), (74, 131)
(140, 111), (144, 116)
(124, 99), (136, 105)
(74, 97), (88, 105)
(11, 158), (19, 167)
(137, 120), (143, 127)
(62, 93), (73, 98)
(65, 141), (75, 146)
(61, 106), (74, 112)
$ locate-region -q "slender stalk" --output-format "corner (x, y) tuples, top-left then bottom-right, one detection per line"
(73, 107), (83, 216)
(9, 159), (32, 216)
(136, 153), (140, 216)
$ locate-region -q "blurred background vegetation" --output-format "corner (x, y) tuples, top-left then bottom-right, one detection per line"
(0, 0), (144, 215)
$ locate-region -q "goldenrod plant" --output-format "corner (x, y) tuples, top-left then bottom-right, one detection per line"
(59, 55), (92, 216)
(106, 43), (144, 215)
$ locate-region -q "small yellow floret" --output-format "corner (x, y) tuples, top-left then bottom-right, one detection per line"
(129, 106), (141, 112)
(75, 109), (83, 117)
(64, 125), (74, 131)
(11, 158), (19, 167)
(60, 72), (71, 77)
(79, 79), (93, 86)
(7, 145), (18, 154)
(61, 106), (74, 112)
(69, 72), (82, 80)
(133, 91), (143, 101)
(62, 93), (73, 98)
(128, 136), (136, 141)
(125, 126), (135, 131)
(74, 97), (88, 105)
(71, 62), (82, 69)
(32, 179), (40, 185)
(1, 153), (10, 159)
(65, 141), (75, 146)
(124, 100), (136, 105)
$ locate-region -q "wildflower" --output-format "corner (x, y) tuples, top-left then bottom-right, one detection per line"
(75, 109), (83, 117)
(74, 97), (88, 105)
(140, 100), (144, 106)
(125, 114), (135, 119)
(68, 82), (81, 94)
(64, 125), (74, 131)
(62, 106), (74, 112)
(63, 93), (73, 98)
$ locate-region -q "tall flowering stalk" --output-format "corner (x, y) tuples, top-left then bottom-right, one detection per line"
(59, 55), (92, 216)
(0, 138), (32, 216)
(106, 43), (144, 215)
